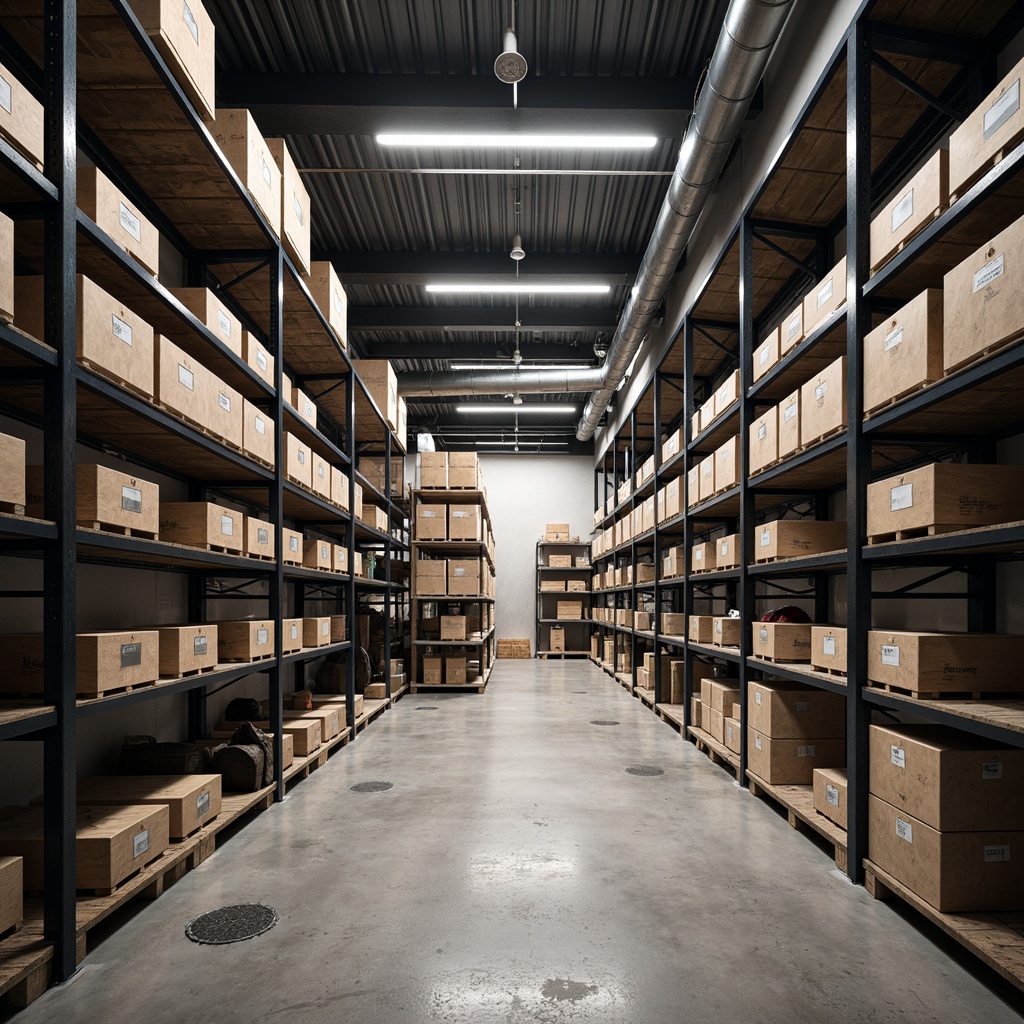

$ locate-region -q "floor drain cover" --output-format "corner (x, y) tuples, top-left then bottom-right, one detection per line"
(626, 765), (665, 777)
(415, 707), (439, 711)
(572, 691), (588, 694)
(350, 780), (394, 793)
(590, 720), (619, 726)
(185, 904), (278, 945)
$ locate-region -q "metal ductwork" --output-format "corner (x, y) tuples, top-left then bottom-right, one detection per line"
(398, 0), (795, 441)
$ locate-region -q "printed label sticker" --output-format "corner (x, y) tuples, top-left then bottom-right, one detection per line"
(182, 0), (199, 44)
(293, 193), (304, 225)
(291, 624), (298, 639)
(257, 627), (269, 645)
(119, 201), (142, 243)
(759, 628), (768, 643)
(322, 621), (329, 636)
(257, 527), (268, 544)
(121, 486), (142, 513)
(719, 541), (729, 555)
(120, 642), (142, 668)
(218, 391), (232, 412)
(757, 424), (767, 440)
(890, 483), (913, 511)
(983, 78), (1020, 140)
(193, 635), (208, 656)
(881, 644), (900, 667)
(822, 635), (837, 656)
(760, 529), (771, 547)
(0, 75), (11, 114)
(982, 762), (1004, 780)
(754, 690), (762, 705)
(974, 253), (1004, 292)
(133, 829), (150, 858)
(297, 449), (306, 464)
(255, 415), (265, 436)
(759, 345), (770, 365)
(825, 784), (839, 807)
(815, 381), (827, 401)
(218, 309), (232, 337)
(321, 544), (329, 559)
(256, 349), (268, 371)
(289, 535), (299, 551)
(112, 314), (133, 346)
(260, 150), (272, 187)
(891, 188), (914, 233)
(816, 278), (833, 309)
(784, 402), (797, 422)
(333, 289), (345, 316)
(221, 515), (234, 536)
(197, 791), (210, 817)
(884, 325), (904, 352)
(755, 735), (762, 750)
(787, 314), (800, 339)
(896, 817), (913, 843)
(891, 744), (906, 769)
(178, 363), (194, 390)
(984, 845), (1011, 863)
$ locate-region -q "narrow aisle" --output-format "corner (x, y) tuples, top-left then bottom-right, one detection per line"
(14, 662), (1021, 1024)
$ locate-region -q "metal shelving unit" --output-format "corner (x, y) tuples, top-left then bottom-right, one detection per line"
(535, 539), (592, 658)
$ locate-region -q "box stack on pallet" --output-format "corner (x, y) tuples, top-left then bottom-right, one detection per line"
(536, 524), (592, 659)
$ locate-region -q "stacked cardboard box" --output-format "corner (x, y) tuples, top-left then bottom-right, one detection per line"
(700, 677), (740, 745)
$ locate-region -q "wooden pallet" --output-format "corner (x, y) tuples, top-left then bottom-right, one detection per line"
(497, 639), (531, 659)
(76, 521), (159, 540)
(79, 359), (153, 402)
(686, 725), (740, 776)
(943, 329), (1024, 377)
(746, 771), (848, 872)
(0, 501), (25, 517)
(655, 703), (685, 733)
(949, 136), (1024, 203)
(409, 683), (486, 694)
(75, 679), (158, 700)
(867, 524), (960, 545)
(244, 551), (276, 562)
(754, 547), (845, 565)
(753, 653), (815, 665)
(863, 376), (941, 418)
(864, 859), (1024, 994)
(159, 664), (217, 680)
(869, 206), (945, 276)
(219, 651), (275, 663)
(869, 681), (1024, 701)
(636, 687), (656, 709)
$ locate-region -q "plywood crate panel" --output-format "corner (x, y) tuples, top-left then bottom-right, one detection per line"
(448, 559), (481, 595)
(304, 261), (347, 348)
(712, 616), (741, 646)
(285, 432), (312, 488)
(266, 137), (311, 274)
(748, 729), (845, 786)
(714, 369), (740, 417)
(169, 286), (241, 357)
(449, 452), (480, 489)
(803, 257), (847, 336)
(281, 718), (320, 756)
(754, 518), (845, 562)
(0, 856), (21, 935)
(780, 303), (804, 355)
(216, 620), (274, 662)
(211, 108), (281, 234)
(310, 452), (331, 500)
(79, 165), (160, 277)
(716, 533), (739, 570)
(714, 436), (739, 494)
(160, 501), (243, 553)
(813, 768), (848, 830)
(870, 151), (948, 274)
(415, 559), (446, 596)
(810, 626), (847, 675)
(281, 618), (302, 653)
(0, 58), (43, 168)
(77, 631), (160, 696)
(155, 334), (211, 430)
(206, 377), (243, 451)
(303, 537), (333, 571)
(0, 212), (12, 323)
(752, 622), (812, 662)
(158, 624), (218, 677)
(661, 613), (686, 636)
(282, 527), (302, 565)
(749, 407), (778, 475)
(242, 399), (274, 468)
(748, 679), (845, 737)
(243, 331), (274, 387)
(778, 390), (801, 458)
(76, 774), (222, 840)
(800, 355), (846, 447)
(753, 327), (780, 381)
(302, 616), (332, 648)
(689, 615), (714, 643)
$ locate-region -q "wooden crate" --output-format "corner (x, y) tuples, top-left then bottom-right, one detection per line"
(282, 718), (321, 756)
(155, 334), (211, 430)
(867, 630), (1024, 696)
(804, 257), (846, 336)
(691, 540), (716, 573)
(949, 55), (1024, 200)
(291, 385), (318, 429)
(311, 452), (331, 500)
(714, 369), (740, 417)
(698, 396), (716, 433)
(266, 137), (311, 274)
(755, 518), (845, 561)
(0, 212), (12, 323)
(689, 615), (714, 643)
(76, 774), (222, 840)
(749, 407), (778, 475)
(333, 543), (348, 574)
(286, 432), (312, 488)
(158, 624), (218, 677)
(870, 151), (948, 274)
(216, 620), (274, 662)
(698, 454), (715, 503)
(283, 708), (339, 741)
(687, 465), (700, 508)
(712, 616), (741, 646)
(780, 303), (804, 354)
(245, 516), (274, 560)
(556, 600), (583, 620)
(242, 399), (275, 468)
(0, 58), (43, 168)
(714, 436), (738, 493)
(449, 504), (481, 541)
(661, 428), (683, 464)
(352, 359), (398, 432)
(169, 287), (242, 357)
(944, 212), (1024, 374)
(778, 390), (800, 458)
(753, 327), (780, 381)
(800, 355), (846, 447)
(661, 613), (686, 635)
(78, 165), (160, 277)
(0, 855), (21, 936)
(449, 451), (480, 489)
(303, 537), (332, 571)
(810, 626), (847, 675)
(812, 768), (848, 830)
(331, 467), (350, 511)
(78, 631), (160, 696)
(243, 331), (274, 387)
(716, 532), (739, 570)
(0, 804), (170, 893)
(752, 622), (812, 662)
(281, 618), (302, 653)
(748, 730), (845, 786)
(303, 261), (348, 348)
(448, 559), (481, 596)
(866, 463), (1024, 541)
(282, 527), (303, 565)
(207, 377), (243, 451)
(302, 616), (332, 648)
(330, 614), (347, 642)
(67, 463), (159, 537)
(131, 0), (217, 121)
(211, 108), (281, 234)
(160, 501), (243, 553)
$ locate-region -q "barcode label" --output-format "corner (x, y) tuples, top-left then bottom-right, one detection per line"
(759, 345), (769, 365)
(983, 78), (1020, 140)
(891, 745), (906, 769)
(890, 483), (913, 511)
(121, 642), (142, 668)
(196, 791), (210, 817)
(891, 188), (914, 232)
(121, 486), (142, 514)
(815, 381), (827, 401)
(984, 844), (1011, 863)
(760, 529), (770, 547)
(719, 540), (729, 555)
(193, 635), (208, 655)
(257, 527), (269, 544)
(826, 784), (839, 807)
(884, 324), (903, 352)
(293, 194), (304, 225)
(260, 150), (272, 187)
(974, 253), (1004, 292)
(112, 314), (133, 346)
(218, 391), (232, 412)
(757, 424), (767, 440)
(256, 349), (268, 371)
(881, 644), (900, 667)
(178, 363), (194, 390)
(217, 309), (232, 337)
(787, 314), (800, 339)
(182, 0), (199, 44)
(823, 636), (836, 656)
(0, 75), (11, 114)
(221, 515), (234, 536)
(133, 829), (150, 858)
(784, 403), (797, 422)
(896, 817), (913, 843)
(119, 201), (142, 242)
(982, 762), (1003, 780)
(289, 536), (299, 551)
(254, 415), (265, 436)
(257, 628), (268, 645)
(759, 627), (768, 643)
(755, 735), (762, 750)
(816, 278), (833, 309)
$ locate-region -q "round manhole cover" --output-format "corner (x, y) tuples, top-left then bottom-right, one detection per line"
(185, 904), (278, 945)
(350, 781), (394, 793)
(590, 720), (619, 726)
(626, 765), (665, 777)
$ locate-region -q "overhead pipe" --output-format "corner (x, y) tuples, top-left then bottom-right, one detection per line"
(397, 0), (795, 440)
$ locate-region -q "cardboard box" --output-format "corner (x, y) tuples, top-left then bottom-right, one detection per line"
(304, 261), (347, 348)
(449, 452), (480, 489)
(77, 774), (221, 840)
(871, 151), (948, 274)
(780, 303), (804, 354)
(566, 579), (586, 592)
(79, 166), (160, 277)
(445, 504), (480, 541)
(753, 327), (780, 382)
(448, 559), (481, 596)
(866, 463), (1024, 540)
(748, 728), (845, 785)
(556, 600), (583, 620)
(869, 723), (1024, 831)
(778, 390), (801, 458)
(243, 332), (274, 388)
(217, 620), (274, 661)
(310, 452), (331, 500)
(170, 286), (241, 357)
(549, 626), (565, 653)
(0, 804), (170, 892)
(703, 679), (740, 718)
(749, 407), (778, 475)
(714, 437), (738, 494)
(705, 706), (725, 743)
(298, 617), (329, 649)
(690, 696), (702, 728)
(281, 718), (320, 755)
(810, 626), (847, 675)
(441, 616), (467, 641)
(212, 108), (281, 234)
(800, 355), (846, 447)
(804, 257), (847, 335)
(282, 528), (303, 565)
(242, 399), (275, 469)
(949, 55), (1024, 199)
(266, 137), (310, 274)
(714, 369), (740, 418)
(422, 657), (444, 685)
(330, 615), (347, 643)
(868, 794), (1024, 912)
(944, 211), (1024, 373)
(331, 467), (349, 511)
(633, 611), (651, 631)
(661, 613), (686, 636)
(359, 457), (404, 497)
(672, 661), (714, 704)
(716, 533), (739, 570)
(154, 334), (209, 430)
(415, 452), (447, 489)
(445, 657), (468, 685)
(284, 707), (339, 740)
(206, 376), (243, 451)
(689, 615), (714, 644)
(244, 516), (274, 560)
(281, 617), (302, 653)
(415, 559), (446, 596)
(698, 396), (717, 433)
(291, 386), (318, 429)
(813, 768), (848, 830)
(0, 213), (11, 323)
(687, 465), (700, 508)
(748, 680), (845, 738)
(698, 454), (715, 503)
(303, 537), (332, 571)
(724, 717), (742, 754)
(0, 856), (21, 936)
(657, 478), (681, 523)
(0, 58), (44, 168)
(662, 428), (683, 465)
(285, 432), (312, 488)
(545, 522), (570, 541)
(159, 502), (243, 553)
(751, 622), (812, 663)
(353, 359), (399, 432)
(755, 518), (846, 562)
(158, 624), (218, 677)
(662, 546), (683, 578)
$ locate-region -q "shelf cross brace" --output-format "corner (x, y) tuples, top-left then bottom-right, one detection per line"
(869, 52), (963, 122)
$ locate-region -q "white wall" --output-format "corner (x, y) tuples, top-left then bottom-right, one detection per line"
(478, 455), (594, 648)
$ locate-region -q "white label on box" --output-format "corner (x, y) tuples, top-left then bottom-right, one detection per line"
(133, 829), (150, 858)
(220, 515), (234, 536)
(884, 324), (904, 352)
(257, 628), (269, 645)
(118, 201), (142, 243)
(760, 529), (770, 547)
(759, 627), (768, 643)
(784, 402), (798, 422)
(891, 188), (914, 233)
(454, 567), (466, 576)
(254, 414), (266, 436)
(256, 349), (268, 371)
(797, 745), (816, 757)
(822, 635), (837, 656)
(982, 761), (1004, 780)
(759, 345), (770, 365)
(754, 690), (762, 705)
(293, 193), (304, 225)
(974, 253), (1004, 292)
(826, 783), (840, 807)
(218, 391), (232, 413)
(303, 400), (314, 419)
(815, 381), (827, 401)
(291, 623), (298, 639)
(720, 449), (730, 463)
(719, 540), (729, 555)
(178, 363), (194, 390)
(795, 700), (810, 712)
(881, 644), (900, 667)
(694, 548), (702, 561)
(297, 449), (306, 464)
(890, 483), (913, 511)
(182, 0), (199, 43)
(332, 288), (345, 317)
(318, 464), (325, 479)
(895, 817), (913, 843)
(787, 314), (800, 340)
(816, 278), (833, 310)
(0, 75), (11, 114)
(193, 635), (208, 656)
(702, 462), (712, 477)
(890, 744), (906, 769)
(120, 642), (142, 668)
(984, 78), (1020, 140)
(757, 423), (767, 441)
(112, 314), (133, 346)
(289, 535), (299, 552)
(259, 150), (272, 187)
(320, 544), (329, 559)
(755, 735), (762, 750)
(421, 510), (436, 517)
(217, 309), (232, 337)
(257, 527), (269, 545)
(453, 510), (468, 518)
(196, 791), (210, 817)
(322, 621), (329, 636)
(984, 844), (1011, 863)
(120, 485), (143, 514)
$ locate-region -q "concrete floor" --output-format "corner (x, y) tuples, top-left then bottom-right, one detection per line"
(11, 661), (1024, 1023)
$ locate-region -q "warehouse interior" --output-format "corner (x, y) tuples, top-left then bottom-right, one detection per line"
(0, 0), (1023, 1020)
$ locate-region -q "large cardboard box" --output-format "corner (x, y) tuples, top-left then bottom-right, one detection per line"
(810, 626), (847, 675)
(716, 533), (739, 570)
(800, 355), (846, 447)
(303, 537), (332, 571)
(77, 775), (221, 840)
(724, 717), (742, 754)
(266, 137), (311, 274)
(449, 504), (481, 541)
(441, 615), (467, 641)
(748, 728), (845, 785)
(868, 794), (1024, 912)
(243, 332), (274, 388)
(354, 359), (399, 432)
(949, 55), (1024, 199)
(446, 657), (468, 685)
(291, 386), (318, 429)
(556, 600), (583, 620)
(704, 706), (725, 743)
(285, 432), (312, 488)
(281, 617), (302, 653)
(0, 213), (11, 323)
(302, 616), (332, 648)
(689, 615), (714, 644)
(159, 502), (243, 553)
(284, 707), (339, 741)
(549, 626), (565, 652)
(415, 559), (446, 596)
(304, 261), (347, 348)
(748, 680), (845, 738)
(449, 452), (480, 489)
(310, 452), (331, 500)
(154, 334), (210, 430)
(778, 390), (801, 458)
(698, 396), (716, 433)
(753, 327), (780, 381)
(703, 679), (740, 717)
(281, 718), (320, 755)
(422, 657), (444, 685)
(714, 436), (739, 494)
(170, 286), (241, 357)
(944, 211), (1024, 373)
(698, 454), (716, 503)
(780, 303), (804, 355)
(670, 660), (715, 704)
(869, 723), (1024, 831)
(714, 369), (740, 418)
(803, 257), (847, 335)
(687, 465), (700, 508)
(813, 768), (848, 830)
(663, 546), (683, 578)
(749, 407), (778, 475)
(416, 502), (446, 540)
(755, 518), (846, 562)
(282, 528), (303, 565)
(690, 541), (715, 574)
(0, 59), (44, 168)
(751, 622), (812, 663)
(79, 166), (160, 277)
(212, 108), (281, 234)
(217, 620), (274, 661)
(448, 559), (481, 596)
(0, 856), (21, 936)
(419, 452), (448, 489)
(242, 399), (274, 468)
(158, 624), (218, 677)
(333, 544), (348, 574)
(331, 467), (349, 511)
(662, 428), (683, 465)
(205, 377), (243, 451)
(661, 613), (686, 636)
(866, 463), (1024, 540)
(870, 151), (948, 274)
(657, 477), (681, 523)
(0, 431), (24, 512)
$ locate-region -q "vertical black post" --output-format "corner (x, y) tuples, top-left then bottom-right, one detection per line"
(41, 0), (77, 983)
(652, 371), (663, 704)
(681, 317), (695, 728)
(346, 376), (357, 731)
(814, 494), (830, 624)
(383, 433), (393, 697)
(269, 248), (285, 798)
(629, 410), (637, 688)
(846, 18), (872, 884)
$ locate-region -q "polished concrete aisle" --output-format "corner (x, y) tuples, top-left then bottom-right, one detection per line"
(14, 662), (1022, 1023)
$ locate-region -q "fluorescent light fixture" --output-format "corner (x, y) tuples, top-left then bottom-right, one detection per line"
(426, 283), (610, 295)
(377, 133), (657, 149)
(448, 363), (594, 371)
(456, 404), (577, 414)
(476, 441), (568, 447)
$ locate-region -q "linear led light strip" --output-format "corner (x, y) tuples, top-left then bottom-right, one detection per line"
(377, 133), (657, 149)
(426, 283), (610, 294)
(456, 404), (577, 414)
(448, 363), (594, 370)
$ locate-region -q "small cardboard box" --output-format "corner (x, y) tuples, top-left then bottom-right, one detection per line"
(549, 626), (565, 653)
(813, 768), (848, 830)
(302, 616), (332, 648)
(330, 615), (347, 642)
(633, 611), (651, 631)
(158, 624), (218, 677)
(281, 618), (301, 653)
(724, 717), (742, 754)
(285, 433), (312, 488)
(635, 562), (656, 584)
(672, 661), (714, 704)
(154, 334), (209, 430)
(866, 463), (1024, 540)
(419, 452), (448, 488)
(556, 600), (583, 620)
(663, 546), (683, 578)
(702, 679), (740, 717)
(868, 794), (1024, 912)
(748, 680), (845, 738)
(243, 332), (274, 388)
(0, 58), (43, 167)
(242, 399), (274, 468)
(445, 657), (468, 685)
(441, 616), (467, 641)
(80, 166), (160, 278)
(416, 502), (447, 540)
(304, 262), (347, 348)
(716, 533), (739, 570)
(714, 369), (740, 418)
(333, 543), (349, 574)
(449, 452), (480, 489)
(281, 718), (320, 756)
(170, 286), (241, 357)
(212, 108), (281, 235)
(28, 463), (158, 537)
(689, 615), (714, 644)
(244, 516), (274, 560)
(778, 390), (801, 458)
(291, 386), (318, 430)
(749, 407), (778, 475)
(662, 428), (683, 465)
(77, 774), (221, 840)
(810, 626), (847, 675)
(690, 696), (702, 728)
(800, 355), (846, 447)
(870, 151), (948, 273)
(687, 465), (700, 508)
(803, 257), (847, 336)
(448, 559), (481, 596)
(160, 502), (243, 553)
(303, 538), (333, 571)
(714, 436), (739, 494)
(422, 657), (444, 685)
(661, 613), (686, 635)
(310, 452), (331, 500)
(753, 327), (780, 381)
(545, 522), (570, 541)
(780, 303), (804, 354)
(415, 559), (446, 597)
(748, 728), (845, 785)
(217, 620), (274, 661)
(0, 213), (11, 323)
(755, 518), (846, 562)
(869, 722), (1024, 831)
(285, 707), (339, 741)
(282, 528), (303, 565)
(752, 622), (812, 663)
(566, 579), (586, 593)
(691, 541), (716, 574)
(698, 454), (716, 503)
(0, 856), (21, 936)
(705, 706), (725, 743)
(353, 360), (399, 432)
(266, 137), (311, 274)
